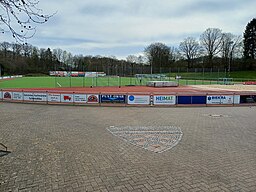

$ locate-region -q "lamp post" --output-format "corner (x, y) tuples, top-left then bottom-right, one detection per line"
(150, 60), (153, 74)
(228, 41), (234, 78)
(228, 56), (231, 77)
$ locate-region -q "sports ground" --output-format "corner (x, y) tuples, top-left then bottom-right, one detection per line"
(1, 76), (256, 107)
(1, 76), (256, 191)
(0, 76), (234, 89)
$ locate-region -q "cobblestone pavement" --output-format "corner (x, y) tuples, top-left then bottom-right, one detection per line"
(0, 103), (256, 192)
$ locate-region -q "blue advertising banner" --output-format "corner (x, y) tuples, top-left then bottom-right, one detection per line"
(192, 96), (206, 104)
(177, 96), (191, 104)
(177, 96), (206, 104)
(100, 95), (126, 103)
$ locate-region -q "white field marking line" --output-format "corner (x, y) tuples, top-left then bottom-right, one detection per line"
(57, 82), (62, 87)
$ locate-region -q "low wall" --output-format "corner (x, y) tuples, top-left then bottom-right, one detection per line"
(1, 89), (256, 107)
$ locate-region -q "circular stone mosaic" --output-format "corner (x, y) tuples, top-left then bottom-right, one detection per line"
(107, 126), (183, 153)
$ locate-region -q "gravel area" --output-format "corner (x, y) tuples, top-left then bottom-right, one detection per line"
(192, 84), (256, 92)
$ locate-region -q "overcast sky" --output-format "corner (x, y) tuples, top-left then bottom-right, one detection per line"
(2, 0), (256, 59)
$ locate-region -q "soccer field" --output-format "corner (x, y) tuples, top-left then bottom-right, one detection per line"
(0, 76), (146, 88)
(0, 76), (220, 89)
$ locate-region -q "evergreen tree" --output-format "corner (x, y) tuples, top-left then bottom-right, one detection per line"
(243, 18), (256, 69)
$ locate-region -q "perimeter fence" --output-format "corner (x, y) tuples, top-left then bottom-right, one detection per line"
(52, 76), (256, 88)
(1, 74), (256, 89)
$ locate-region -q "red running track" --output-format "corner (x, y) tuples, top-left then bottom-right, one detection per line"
(2, 86), (255, 95)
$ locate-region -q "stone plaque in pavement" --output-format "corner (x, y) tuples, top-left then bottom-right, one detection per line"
(107, 126), (183, 153)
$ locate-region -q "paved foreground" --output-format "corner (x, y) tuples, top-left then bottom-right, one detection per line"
(0, 103), (256, 192)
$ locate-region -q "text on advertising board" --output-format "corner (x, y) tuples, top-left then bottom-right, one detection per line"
(101, 95), (126, 103)
(128, 95), (150, 105)
(154, 95), (176, 105)
(13, 92), (23, 100)
(207, 95), (233, 104)
(74, 94), (87, 103)
(23, 93), (47, 101)
(48, 93), (61, 102)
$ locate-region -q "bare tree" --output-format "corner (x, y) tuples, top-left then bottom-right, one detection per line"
(200, 28), (223, 68)
(179, 37), (201, 68)
(61, 50), (69, 65)
(0, 41), (11, 57)
(126, 55), (137, 63)
(22, 43), (32, 57)
(11, 43), (22, 58)
(126, 55), (138, 75)
(0, 0), (54, 42)
(53, 48), (63, 62)
(221, 33), (242, 71)
(144, 42), (171, 73)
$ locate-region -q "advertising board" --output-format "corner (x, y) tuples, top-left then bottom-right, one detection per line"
(177, 96), (207, 104)
(100, 95), (126, 103)
(13, 92), (23, 101)
(0, 91), (2, 100)
(153, 95), (176, 105)
(24, 92), (47, 101)
(127, 95), (150, 105)
(48, 93), (61, 102)
(87, 94), (99, 103)
(233, 95), (240, 104)
(61, 94), (74, 103)
(23, 92), (35, 101)
(177, 96), (191, 104)
(74, 94), (87, 103)
(33, 93), (47, 102)
(3, 91), (12, 100)
(240, 95), (256, 103)
(191, 96), (206, 104)
(207, 95), (234, 104)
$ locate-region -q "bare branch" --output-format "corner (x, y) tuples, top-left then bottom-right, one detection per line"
(0, 0), (55, 42)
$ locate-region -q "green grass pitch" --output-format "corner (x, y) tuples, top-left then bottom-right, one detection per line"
(2, 71), (256, 89)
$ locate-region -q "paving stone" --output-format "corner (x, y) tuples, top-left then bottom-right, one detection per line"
(0, 103), (256, 192)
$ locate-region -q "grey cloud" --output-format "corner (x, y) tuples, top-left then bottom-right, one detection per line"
(2, 0), (256, 58)
(30, 36), (100, 47)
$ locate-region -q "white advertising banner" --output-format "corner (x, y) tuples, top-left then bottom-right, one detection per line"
(13, 92), (23, 101)
(234, 95), (240, 104)
(153, 95), (176, 105)
(87, 94), (99, 103)
(207, 95), (234, 104)
(48, 93), (61, 102)
(0, 91), (2, 99)
(74, 94), (87, 103)
(61, 94), (74, 103)
(33, 93), (47, 102)
(23, 92), (34, 101)
(128, 95), (150, 105)
(3, 91), (12, 100)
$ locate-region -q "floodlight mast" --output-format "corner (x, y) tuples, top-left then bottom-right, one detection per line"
(228, 41), (234, 77)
